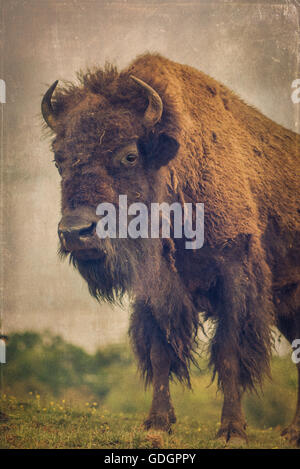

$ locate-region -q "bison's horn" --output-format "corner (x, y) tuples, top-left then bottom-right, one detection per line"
(41, 80), (59, 130)
(130, 75), (163, 128)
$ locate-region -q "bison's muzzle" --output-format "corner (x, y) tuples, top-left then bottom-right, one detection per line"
(58, 207), (103, 260)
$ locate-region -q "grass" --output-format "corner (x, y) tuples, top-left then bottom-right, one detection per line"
(0, 393), (295, 449)
(0, 331), (298, 449)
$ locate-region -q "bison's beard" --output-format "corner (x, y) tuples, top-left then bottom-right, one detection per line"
(59, 238), (150, 304)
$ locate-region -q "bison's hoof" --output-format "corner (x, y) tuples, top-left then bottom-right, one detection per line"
(217, 423), (248, 447)
(143, 412), (173, 433)
(281, 425), (300, 446)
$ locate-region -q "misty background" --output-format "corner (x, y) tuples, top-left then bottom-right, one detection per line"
(0, 0), (299, 352)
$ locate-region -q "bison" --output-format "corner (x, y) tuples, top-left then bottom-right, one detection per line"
(41, 53), (300, 445)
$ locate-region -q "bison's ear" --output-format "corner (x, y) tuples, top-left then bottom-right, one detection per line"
(138, 133), (179, 169)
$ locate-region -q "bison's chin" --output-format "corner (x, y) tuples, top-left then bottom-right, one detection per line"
(66, 238), (144, 304)
(59, 237), (155, 304)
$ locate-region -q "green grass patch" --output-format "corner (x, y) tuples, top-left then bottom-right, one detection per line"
(0, 331), (297, 449)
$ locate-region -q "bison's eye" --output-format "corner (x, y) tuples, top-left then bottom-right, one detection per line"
(122, 153), (138, 166)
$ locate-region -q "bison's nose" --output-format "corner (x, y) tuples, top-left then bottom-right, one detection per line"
(58, 215), (97, 251)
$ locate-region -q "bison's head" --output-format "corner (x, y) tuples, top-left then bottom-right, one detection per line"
(42, 69), (180, 301)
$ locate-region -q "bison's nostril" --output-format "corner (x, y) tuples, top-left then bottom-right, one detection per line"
(58, 213), (98, 249)
(78, 222), (96, 238)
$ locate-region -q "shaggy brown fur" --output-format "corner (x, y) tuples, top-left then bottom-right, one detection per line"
(43, 53), (300, 444)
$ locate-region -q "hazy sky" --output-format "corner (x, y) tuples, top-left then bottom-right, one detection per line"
(0, 0), (299, 351)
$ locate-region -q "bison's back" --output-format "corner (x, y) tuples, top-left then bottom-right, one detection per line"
(127, 54), (299, 249)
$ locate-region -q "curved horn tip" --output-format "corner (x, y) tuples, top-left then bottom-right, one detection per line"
(43, 79), (59, 98)
(130, 75), (163, 128)
(130, 75), (142, 85)
(51, 79), (59, 88)
(41, 80), (59, 131)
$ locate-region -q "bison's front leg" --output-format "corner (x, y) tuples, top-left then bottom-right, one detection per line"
(217, 366), (247, 444)
(130, 271), (198, 433)
(144, 339), (176, 432)
(129, 299), (177, 432)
